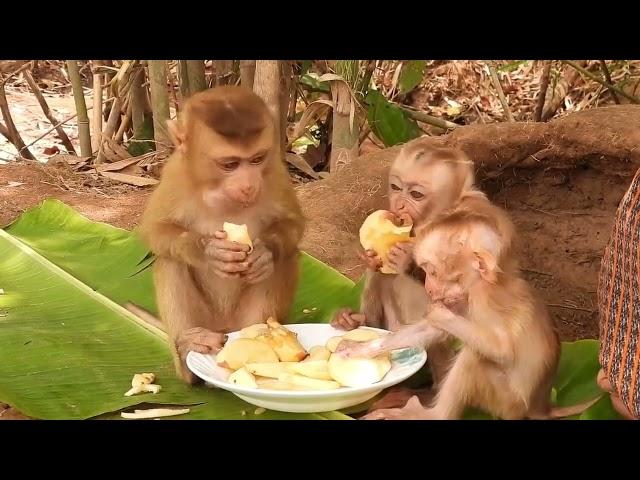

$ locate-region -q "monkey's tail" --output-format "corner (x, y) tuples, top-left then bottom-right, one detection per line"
(124, 302), (166, 333)
(549, 396), (602, 419)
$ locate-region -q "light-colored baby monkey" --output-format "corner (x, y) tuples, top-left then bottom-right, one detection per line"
(338, 206), (599, 420)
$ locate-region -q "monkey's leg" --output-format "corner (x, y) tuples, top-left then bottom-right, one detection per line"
(363, 351), (475, 420)
(368, 386), (435, 412)
(154, 258), (217, 384)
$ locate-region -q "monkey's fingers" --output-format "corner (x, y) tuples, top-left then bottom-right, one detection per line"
(359, 409), (392, 420)
(208, 237), (251, 253)
(343, 313), (365, 330)
(211, 259), (250, 274)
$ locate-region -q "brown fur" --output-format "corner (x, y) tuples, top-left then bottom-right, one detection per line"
(137, 86), (305, 383)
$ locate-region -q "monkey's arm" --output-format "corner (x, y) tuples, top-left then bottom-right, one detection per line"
(140, 221), (205, 267)
(428, 306), (515, 365)
(359, 272), (386, 329)
(261, 210), (305, 262)
(338, 319), (446, 358)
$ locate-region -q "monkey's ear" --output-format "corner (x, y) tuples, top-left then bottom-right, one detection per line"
(167, 119), (187, 151)
(472, 250), (499, 283)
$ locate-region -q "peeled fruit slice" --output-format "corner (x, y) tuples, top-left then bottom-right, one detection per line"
(289, 360), (332, 380)
(277, 373), (340, 390)
(255, 318), (308, 362)
(343, 328), (381, 342)
(216, 338), (279, 370)
(240, 323), (269, 339)
(305, 345), (331, 362)
(223, 222), (253, 252)
(228, 367), (258, 388)
(326, 328), (381, 352)
(359, 210), (413, 274)
(328, 353), (392, 388)
(245, 362), (298, 379)
(256, 378), (311, 391)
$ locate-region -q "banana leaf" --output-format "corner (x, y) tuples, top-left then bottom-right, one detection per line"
(0, 200), (621, 419)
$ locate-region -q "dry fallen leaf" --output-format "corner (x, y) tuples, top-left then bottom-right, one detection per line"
(7, 181), (24, 187)
(285, 153), (320, 180)
(99, 171), (159, 187)
(96, 157), (141, 173)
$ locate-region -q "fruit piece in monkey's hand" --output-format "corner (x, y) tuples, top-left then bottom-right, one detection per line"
(223, 222), (253, 252)
(359, 210), (413, 274)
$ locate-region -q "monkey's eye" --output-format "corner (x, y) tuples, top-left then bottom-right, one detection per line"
(410, 191), (425, 200)
(390, 183), (401, 191)
(220, 161), (239, 171)
(250, 155), (266, 165)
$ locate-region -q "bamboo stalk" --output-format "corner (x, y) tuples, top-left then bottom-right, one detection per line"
(599, 60), (620, 104)
(95, 97), (123, 163)
(488, 63), (515, 122)
(115, 102), (132, 143)
(534, 61), (552, 122)
(186, 60), (206, 95)
(91, 60), (103, 151)
(399, 105), (458, 130)
(147, 60), (171, 150)
(253, 61), (282, 152)
(23, 69), (77, 155)
(240, 60), (256, 89)
(66, 60), (92, 157)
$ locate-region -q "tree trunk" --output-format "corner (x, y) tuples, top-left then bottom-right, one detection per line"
(66, 60), (92, 158)
(147, 60), (171, 150)
(329, 60), (359, 172)
(253, 61), (282, 154)
(240, 60), (256, 89)
(179, 60), (206, 99)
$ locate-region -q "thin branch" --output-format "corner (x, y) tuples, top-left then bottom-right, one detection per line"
(0, 62), (33, 87)
(563, 60), (640, 104)
(23, 69), (77, 155)
(488, 63), (515, 122)
(399, 105), (458, 130)
(66, 60), (92, 157)
(534, 61), (552, 122)
(599, 60), (620, 104)
(0, 121), (10, 141)
(0, 82), (36, 160)
(20, 98), (113, 154)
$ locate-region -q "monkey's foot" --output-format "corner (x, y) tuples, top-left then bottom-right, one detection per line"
(361, 396), (437, 420)
(369, 387), (434, 411)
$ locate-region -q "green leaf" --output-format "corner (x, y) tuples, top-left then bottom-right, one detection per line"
(399, 60), (426, 93)
(0, 200), (361, 419)
(365, 90), (422, 147)
(554, 340), (602, 407)
(496, 60), (530, 73)
(300, 73), (331, 93)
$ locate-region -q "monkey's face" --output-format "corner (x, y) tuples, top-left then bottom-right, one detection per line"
(188, 121), (274, 209)
(388, 160), (456, 226)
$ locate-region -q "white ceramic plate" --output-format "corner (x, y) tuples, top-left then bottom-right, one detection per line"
(186, 324), (427, 413)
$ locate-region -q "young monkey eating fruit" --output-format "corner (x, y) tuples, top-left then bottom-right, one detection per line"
(338, 209), (599, 420)
(331, 141), (476, 394)
(136, 86), (305, 383)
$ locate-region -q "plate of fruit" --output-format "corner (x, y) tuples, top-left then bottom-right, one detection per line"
(186, 318), (427, 413)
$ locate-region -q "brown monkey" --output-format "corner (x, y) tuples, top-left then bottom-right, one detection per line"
(136, 85), (305, 383)
(339, 209), (598, 420)
(331, 141), (476, 396)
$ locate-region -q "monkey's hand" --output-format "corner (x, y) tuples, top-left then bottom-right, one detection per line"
(331, 308), (367, 331)
(335, 338), (383, 359)
(176, 327), (227, 360)
(361, 396), (435, 420)
(359, 249), (383, 272)
(204, 231), (251, 278)
(387, 241), (414, 274)
(244, 239), (274, 284)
